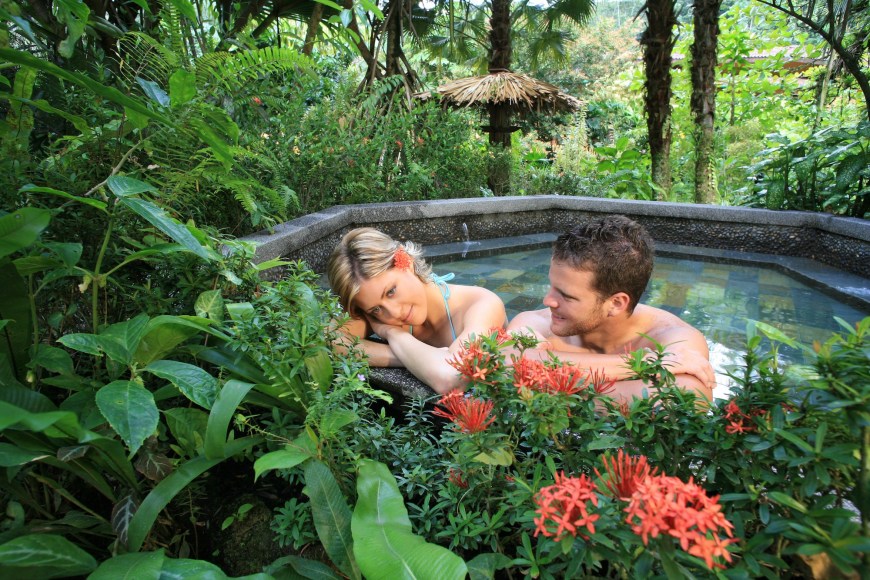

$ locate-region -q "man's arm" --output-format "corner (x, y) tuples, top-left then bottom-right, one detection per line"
(609, 375), (711, 403)
(644, 324), (716, 392)
(507, 310), (716, 394)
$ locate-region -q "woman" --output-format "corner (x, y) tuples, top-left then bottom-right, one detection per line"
(327, 227), (507, 394)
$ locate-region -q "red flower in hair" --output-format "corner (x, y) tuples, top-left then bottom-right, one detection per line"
(393, 247), (413, 271)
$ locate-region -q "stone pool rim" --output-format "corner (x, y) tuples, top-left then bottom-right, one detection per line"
(245, 195), (869, 297)
(242, 196), (869, 401)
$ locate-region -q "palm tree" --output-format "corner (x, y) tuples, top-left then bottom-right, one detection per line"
(487, 0), (514, 148)
(639, 0), (676, 195)
(691, 0), (721, 204)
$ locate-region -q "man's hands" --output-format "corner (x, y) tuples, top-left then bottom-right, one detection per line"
(655, 349), (716, 391)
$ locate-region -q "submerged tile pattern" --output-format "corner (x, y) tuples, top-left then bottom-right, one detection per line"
(435, 247), (869, 393)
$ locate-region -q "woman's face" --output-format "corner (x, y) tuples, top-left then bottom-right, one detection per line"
(353, 268), (427, 326)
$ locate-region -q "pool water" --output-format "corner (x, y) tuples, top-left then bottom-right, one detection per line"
(435, 247), (868, 397)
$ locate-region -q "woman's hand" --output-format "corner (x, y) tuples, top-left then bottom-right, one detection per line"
(366, 315), (407, 341)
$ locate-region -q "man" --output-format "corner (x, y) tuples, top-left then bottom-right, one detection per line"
(507, 215), (715, 401)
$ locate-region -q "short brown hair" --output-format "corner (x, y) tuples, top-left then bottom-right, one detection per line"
(552, 215), (654, 312)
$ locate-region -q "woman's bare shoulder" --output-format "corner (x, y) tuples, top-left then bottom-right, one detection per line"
(453, 284), (504, 307)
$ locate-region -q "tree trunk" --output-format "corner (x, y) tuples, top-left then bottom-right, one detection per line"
(487, 0), (513, 194)
(641, 0), (676, 196)
(691, 0), (721, 204)
(488, 0), (513, 147)
(302, 1), (323, 55)
(489, 0), (512, 72)
(384, 0), (402, 77)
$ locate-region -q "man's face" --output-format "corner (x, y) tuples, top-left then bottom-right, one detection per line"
(542, 260), (609, 336)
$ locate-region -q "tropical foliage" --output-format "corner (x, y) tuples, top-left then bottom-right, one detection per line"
(1, 0), (868, 579)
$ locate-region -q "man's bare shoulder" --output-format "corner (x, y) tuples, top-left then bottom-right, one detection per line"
(634, 305), (708, 349)
(634, 304), (694, 328)
(507, 308), (551, 333)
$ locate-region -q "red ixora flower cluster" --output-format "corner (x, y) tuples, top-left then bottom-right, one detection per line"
(448, 339), (500, 383)
(594, 450), (658, 500)
(625, 474), (736, 570)
(432, 391), (495, 433)
(448, 468), (468, 488)
(393, 247), (413, 271)
(532, 453), (737, 570)
(513, 359), (615, 397)
(534, 471), (600, 541)
(723, 399), (767, 434)
(488, 326), (512, 344)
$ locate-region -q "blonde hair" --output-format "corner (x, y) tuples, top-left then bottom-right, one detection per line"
(327, 227), (432, 318)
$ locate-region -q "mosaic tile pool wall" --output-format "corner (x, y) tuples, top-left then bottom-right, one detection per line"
(434, 247), (868, 395)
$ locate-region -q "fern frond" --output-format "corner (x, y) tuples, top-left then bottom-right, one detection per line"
(116, 32), (180, 91)
(358, 75), (405, 113)
(194, 47), (315, 96)
(159, 3), (188, 67)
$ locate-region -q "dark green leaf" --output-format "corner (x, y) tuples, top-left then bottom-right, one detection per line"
(0, 443), (49, 466)
(467, 552), (512, 580)
(95, 381), (158, 456)
(205, 380), (255, 459)
(118, 196), (214, 260)
(0, 534), (97, 578)
(0, 207), (51, 259)
(107, 176), (158, 198)
(89, 550), (163, 580)
(19, 185), (106, 211)
(0, 262), (31, 381)
(267, 554), (341, 579)
(352, 459), (466, 580)
(169, 69), (196, 107)
(254, 432), (316, 481)
(305, 460), (359, 579)
(144, 361), (218, 409)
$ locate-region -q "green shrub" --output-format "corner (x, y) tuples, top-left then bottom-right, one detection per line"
(266, 321), (869, 578)
(736, 122), (870, 218)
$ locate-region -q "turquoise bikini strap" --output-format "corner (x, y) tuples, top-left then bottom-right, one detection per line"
(430, 272), (455, 297)
(431, 273), (457, 341)
(409, 273), (457, 340)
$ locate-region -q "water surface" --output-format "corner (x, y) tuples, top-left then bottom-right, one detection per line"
(436, 247), (868, 398)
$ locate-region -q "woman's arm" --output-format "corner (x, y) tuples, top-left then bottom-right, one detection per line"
(369, 286), (507, 394)
(334, 316), (403, 367)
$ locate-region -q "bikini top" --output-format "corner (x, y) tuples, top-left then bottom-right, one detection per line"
(410, 273), (457, 341)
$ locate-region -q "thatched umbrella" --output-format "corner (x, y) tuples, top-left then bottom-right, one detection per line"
(416, 70), (583, 148)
